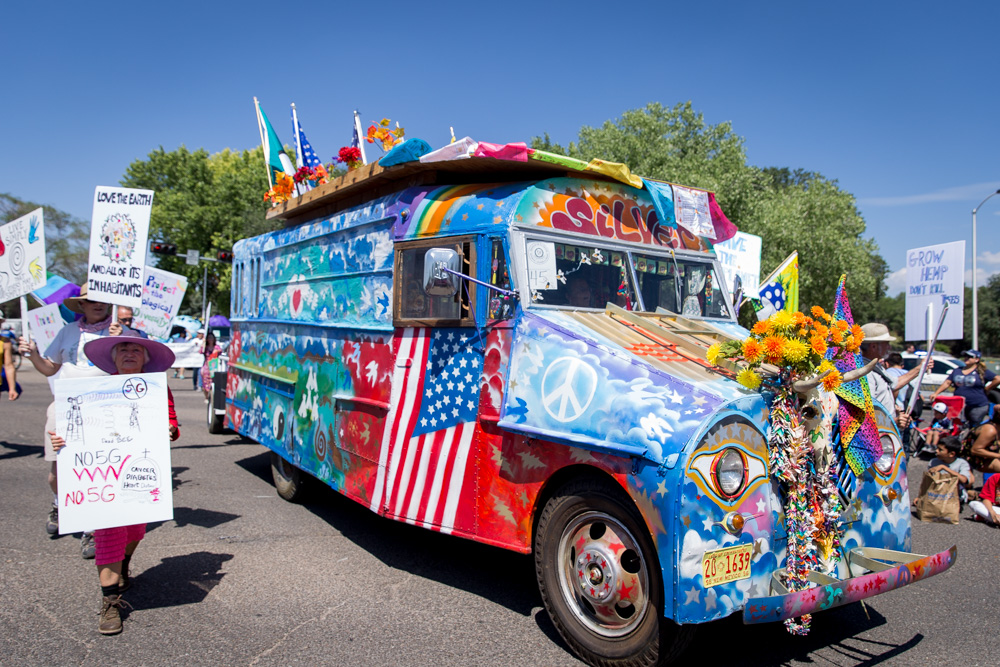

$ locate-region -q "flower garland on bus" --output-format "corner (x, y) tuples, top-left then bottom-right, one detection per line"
(707, 307), (864, 635)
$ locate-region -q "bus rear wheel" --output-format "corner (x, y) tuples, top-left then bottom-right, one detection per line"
(534, 478), (694, 666)
(270, 452), (307, 502)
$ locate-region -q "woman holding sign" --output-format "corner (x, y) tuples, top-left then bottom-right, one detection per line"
(19, 286), (125, 556)
(49, 332), (179, 635)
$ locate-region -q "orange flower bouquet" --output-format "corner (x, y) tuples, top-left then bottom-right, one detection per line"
(706, 307), (864, 391)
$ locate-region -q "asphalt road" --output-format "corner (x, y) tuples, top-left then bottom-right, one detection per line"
(1, 366), (995, 667)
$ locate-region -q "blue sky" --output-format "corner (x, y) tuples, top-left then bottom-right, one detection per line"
(3, 1), (998, 297)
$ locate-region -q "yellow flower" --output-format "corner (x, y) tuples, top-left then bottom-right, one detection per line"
(770, 310), (794, 330)
(783, 338), (809, 363)
(737, 368), (762, 390)
(762, 335), (787, 363)
(707, 343), (721, 365)
(742, 338), (763, 364)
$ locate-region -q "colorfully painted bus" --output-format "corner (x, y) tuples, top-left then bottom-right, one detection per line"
(220, 144), (954, 665)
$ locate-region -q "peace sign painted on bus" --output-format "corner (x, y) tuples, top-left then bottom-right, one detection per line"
(541, 356), (599, 423)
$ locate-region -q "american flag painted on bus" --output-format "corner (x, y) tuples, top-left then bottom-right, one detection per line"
(370, 328), (483, 532)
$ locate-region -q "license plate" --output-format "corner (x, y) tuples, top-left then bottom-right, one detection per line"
(701, 543), (753, 587)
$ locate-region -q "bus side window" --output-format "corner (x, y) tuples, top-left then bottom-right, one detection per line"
(394, 237), (477, 327)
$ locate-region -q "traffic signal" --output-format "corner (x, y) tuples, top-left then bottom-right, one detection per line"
(216, 251), (233, 263)
(150, 242), (177, 255)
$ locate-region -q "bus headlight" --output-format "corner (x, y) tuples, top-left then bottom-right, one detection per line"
(873, 435), (896, 475)
(713, 448), (747, 498)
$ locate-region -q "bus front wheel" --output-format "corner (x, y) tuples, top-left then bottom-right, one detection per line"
(533, 478), (694, 666)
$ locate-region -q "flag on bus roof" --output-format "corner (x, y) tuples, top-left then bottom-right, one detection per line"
(291, 104), (322, 169)
(254, 97), (295, 188)
(352, 110), (368, 166)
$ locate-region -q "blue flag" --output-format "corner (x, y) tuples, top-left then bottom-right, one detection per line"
(291, 108), (322, 169)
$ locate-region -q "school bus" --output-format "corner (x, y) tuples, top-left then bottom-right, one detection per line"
(220, 144), (954, 665)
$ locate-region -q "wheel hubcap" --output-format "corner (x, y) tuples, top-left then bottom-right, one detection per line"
(558, 511), (650, 638)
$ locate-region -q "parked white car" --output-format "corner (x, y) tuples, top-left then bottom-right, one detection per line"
(901, 352), (962, 396)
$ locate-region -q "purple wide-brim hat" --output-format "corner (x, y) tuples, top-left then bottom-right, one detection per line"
(83, 332), (176, 374)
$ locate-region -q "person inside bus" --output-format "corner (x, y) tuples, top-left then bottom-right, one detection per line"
(567, 276), (594, 308)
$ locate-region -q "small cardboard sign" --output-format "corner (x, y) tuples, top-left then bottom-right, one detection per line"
(135, 266), (189, 340)
(25, 303), (65, 352)
(54, 373), (173, 533)
(87, 187), (154, 309)
(527, 241), (558, 290)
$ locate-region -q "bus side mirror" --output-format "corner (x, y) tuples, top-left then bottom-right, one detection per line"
(423, 248), (461, 296)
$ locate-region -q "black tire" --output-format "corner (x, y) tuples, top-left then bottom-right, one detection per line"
(206, 398), (225, 434)
(534, 478), (694, 667)
(270, 452), (307, 502)
(988, 389), (1000, 405)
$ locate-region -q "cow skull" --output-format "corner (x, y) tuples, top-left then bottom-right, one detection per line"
(791, 358), (879, 473)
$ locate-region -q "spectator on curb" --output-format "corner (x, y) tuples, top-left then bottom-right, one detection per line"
(926, 437), (973, 504)
(967, 408), (1000, 475)
(969, 472), (1000, 526)
(925, 402), (953, 450)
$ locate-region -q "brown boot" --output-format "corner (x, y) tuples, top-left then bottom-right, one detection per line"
(99, 595), (130, 635)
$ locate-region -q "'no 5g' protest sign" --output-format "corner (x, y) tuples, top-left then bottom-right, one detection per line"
(54, 373), (173, 534)
(87, 187), (154, 309)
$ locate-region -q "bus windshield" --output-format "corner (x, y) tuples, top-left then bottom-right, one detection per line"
(522, 235), (732, 320)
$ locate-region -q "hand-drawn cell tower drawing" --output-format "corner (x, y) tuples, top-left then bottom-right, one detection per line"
(65, 396), (85, 442)
(129, 403), (140, 431)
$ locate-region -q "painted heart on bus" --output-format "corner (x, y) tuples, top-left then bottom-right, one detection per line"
(291, 289), (303, 317)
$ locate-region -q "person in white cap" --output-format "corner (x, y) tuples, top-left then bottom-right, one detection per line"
(925, 401), (953, 450)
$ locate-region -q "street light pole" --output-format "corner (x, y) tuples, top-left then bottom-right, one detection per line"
(972, 189), (1000, 350)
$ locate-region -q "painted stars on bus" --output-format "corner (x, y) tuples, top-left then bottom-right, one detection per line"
(413, 330), (483, 436)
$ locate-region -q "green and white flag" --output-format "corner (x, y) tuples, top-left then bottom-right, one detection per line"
(254, 97), (295, 187)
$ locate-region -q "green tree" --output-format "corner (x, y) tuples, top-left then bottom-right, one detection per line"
(120, 145), (277, 318)
(532, 102), (888, 321)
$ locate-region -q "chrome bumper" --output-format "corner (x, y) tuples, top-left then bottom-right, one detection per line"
(743, 546), (957, 624)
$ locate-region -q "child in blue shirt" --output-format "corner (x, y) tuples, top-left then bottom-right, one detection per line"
(926, 402), (952, 450)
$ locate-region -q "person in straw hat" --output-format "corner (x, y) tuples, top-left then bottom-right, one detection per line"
(18, 285), (126, 556)
(48, 331), (179, 635)
(860, 322), (928, 429)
